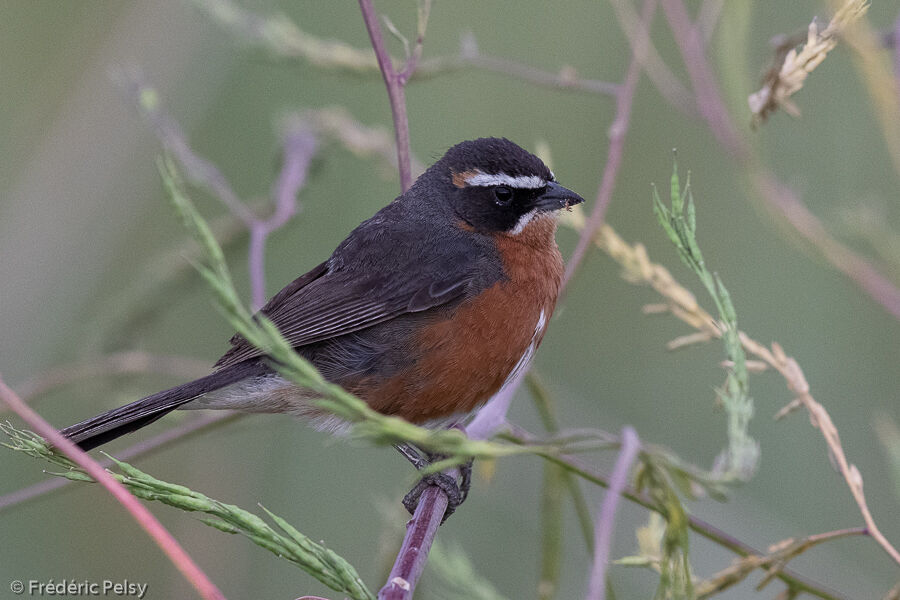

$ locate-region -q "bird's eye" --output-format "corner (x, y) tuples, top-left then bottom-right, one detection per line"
(493, 186), (513, 205)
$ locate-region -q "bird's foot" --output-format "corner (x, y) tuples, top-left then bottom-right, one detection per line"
(394, 443), (473, 523)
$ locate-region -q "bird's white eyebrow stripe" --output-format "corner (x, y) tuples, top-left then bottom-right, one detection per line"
(465, 172), (547, 189)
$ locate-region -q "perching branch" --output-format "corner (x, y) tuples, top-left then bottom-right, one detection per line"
(377, 472), (453, 600)
(355, 4), (461, 597)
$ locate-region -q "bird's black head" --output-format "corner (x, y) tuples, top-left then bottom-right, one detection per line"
(415, 138), (584, 235)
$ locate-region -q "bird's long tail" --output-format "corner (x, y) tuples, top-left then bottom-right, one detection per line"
(60, 361), (269, 451)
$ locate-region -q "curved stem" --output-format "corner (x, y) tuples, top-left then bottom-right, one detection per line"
(358, 0), (413, 192)
(586, 427), (641, 600)
(0, 377), (225, 600)
(562, 0), (657, 289)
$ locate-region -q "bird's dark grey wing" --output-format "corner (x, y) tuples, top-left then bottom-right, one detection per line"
(213, 258), (474, 371)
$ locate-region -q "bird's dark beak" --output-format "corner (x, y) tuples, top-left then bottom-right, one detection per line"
(532, 181), (585, 212)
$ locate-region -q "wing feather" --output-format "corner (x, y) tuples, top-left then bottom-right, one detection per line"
(214, 258), (473, 370)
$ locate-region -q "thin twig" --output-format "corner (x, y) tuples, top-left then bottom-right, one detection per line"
(420, 49), (619, 96)
(0, 376), (226, 600)
(195, 0), (619, 98)
(504, 425), (848, 600)
(607, 0), (696, 114)
(398, 0), (431, 83)
(118, 70), (318, 310)
(563, 0), (658, 288)
(7, 351), (209, 407)
(586, 427), (641, 600)
(248, 122), (318, 308)
(660, 0), (745, 157)
(358, 0), (418, 192)
(742, 334), (900, 566)
(695, 527), (866, 598)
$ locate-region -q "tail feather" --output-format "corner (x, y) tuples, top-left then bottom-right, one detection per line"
(60, 360), (269, 450)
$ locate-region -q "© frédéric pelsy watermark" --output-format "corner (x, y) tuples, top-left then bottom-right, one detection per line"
(9, 579), (148, 598)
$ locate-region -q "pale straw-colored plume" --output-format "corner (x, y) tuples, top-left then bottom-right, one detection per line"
(749, 0), (869, 125)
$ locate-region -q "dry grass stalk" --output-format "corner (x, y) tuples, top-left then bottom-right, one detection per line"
(694, 528), (865, 598)
(563, 215), (900, 568)
(749, 0), (869, 124)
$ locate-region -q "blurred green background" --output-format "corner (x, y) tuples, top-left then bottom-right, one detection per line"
(1, 1), (898, 598)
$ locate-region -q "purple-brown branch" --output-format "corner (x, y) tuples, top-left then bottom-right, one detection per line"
(119, 71), (318, 310)
(358, 3), (463, 597)
(117, 70), (254, 225)
(248, 123), (318, 308)
(562, 0), (658, 289)
(659, 0), (745, 158)
(376, 2), (658, 593)
(585, 427), (640, 600)
(505, 425), (849, 600)
(0, 376), (226, 600)
(358, 0), (416, 192)
(377, 483), (450, 600)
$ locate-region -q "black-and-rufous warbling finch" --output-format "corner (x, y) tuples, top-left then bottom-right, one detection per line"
(61, 137), (584, 512)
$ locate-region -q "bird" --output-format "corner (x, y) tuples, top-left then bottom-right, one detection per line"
(60, 137), (584, 512)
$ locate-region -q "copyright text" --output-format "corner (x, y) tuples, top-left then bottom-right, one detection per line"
(9, 580), (148, 598)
